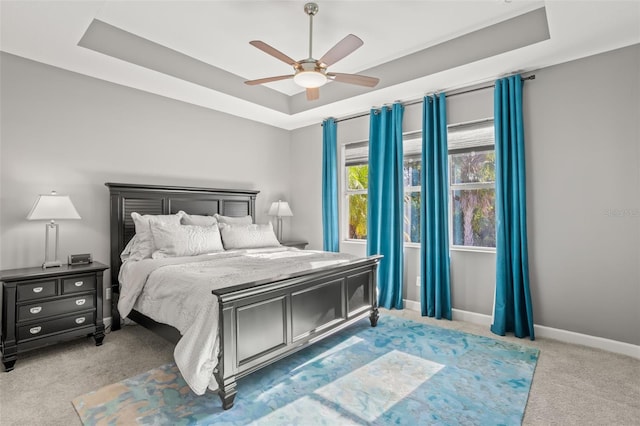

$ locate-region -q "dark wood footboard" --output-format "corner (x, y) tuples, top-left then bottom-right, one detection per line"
(212, 255), (381, 409)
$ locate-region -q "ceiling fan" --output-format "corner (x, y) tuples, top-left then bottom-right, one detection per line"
(244, 2), (380, 101)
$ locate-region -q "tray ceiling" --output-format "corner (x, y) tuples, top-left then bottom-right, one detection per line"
(1, 1), (639, 130)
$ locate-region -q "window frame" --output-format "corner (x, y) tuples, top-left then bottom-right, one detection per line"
(343, 141), (369, 243)
(344, 167), (369, 242)
(402, 134), (422, 247)
(447, 119), (496, 252)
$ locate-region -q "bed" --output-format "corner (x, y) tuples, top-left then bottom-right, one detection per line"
(106, 182), (381, 409)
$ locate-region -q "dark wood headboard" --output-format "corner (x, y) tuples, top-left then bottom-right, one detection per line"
(105, 182), (259, 317)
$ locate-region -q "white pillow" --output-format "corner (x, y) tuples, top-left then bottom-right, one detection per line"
(130, 212), (183, 260)
(220, 223), (281, 250)
(180, 211), (218, 227)
(214, 214), (253, 226)
(150, 223), (224, 259)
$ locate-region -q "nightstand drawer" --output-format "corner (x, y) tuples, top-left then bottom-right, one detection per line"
(17, 312), (95, 341)
(17, 295), (95, 322)
(62, 275), (96, 294)
(16, 280), (57, 302)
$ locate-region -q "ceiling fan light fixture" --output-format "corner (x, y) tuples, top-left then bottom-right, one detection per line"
(293, 70), (327, 88)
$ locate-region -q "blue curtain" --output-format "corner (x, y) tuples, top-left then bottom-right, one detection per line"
(322, 118), (339, 252)
(420, 94), (452, 319)
(492, 75), (535, 340)
(367, 103), (404, 309)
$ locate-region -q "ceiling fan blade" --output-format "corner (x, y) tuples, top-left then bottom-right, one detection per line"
(327, 72), (379, 88)
(245, 75), (294, 85)
(319, 34), (363, 66)
(306, 87), (320, 101)
(249, 41), (298, 66)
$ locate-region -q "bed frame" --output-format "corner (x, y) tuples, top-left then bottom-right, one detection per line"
(106, 182), (381, 409)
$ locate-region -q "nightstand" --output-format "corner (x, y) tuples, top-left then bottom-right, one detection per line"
(280, 240), (308, 249)
(0, 261), (108, 372)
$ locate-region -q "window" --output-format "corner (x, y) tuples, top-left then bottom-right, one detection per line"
(345, 142), (369, 239)
(448, 120), (496, 249)
(403, 136), (422, 243)
(344, 135), (422, 243)
(343, 122), (495, 249)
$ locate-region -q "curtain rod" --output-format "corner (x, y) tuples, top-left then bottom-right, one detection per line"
(327, 74), (536, 125)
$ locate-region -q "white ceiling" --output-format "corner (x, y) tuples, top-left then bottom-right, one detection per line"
(1, 1), (639, 130)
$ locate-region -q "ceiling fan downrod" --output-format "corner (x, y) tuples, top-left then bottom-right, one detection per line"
(304, 2), (319, 61)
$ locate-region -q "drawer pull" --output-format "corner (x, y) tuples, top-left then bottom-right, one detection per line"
(32, 287), (43, 293)
(75, 299), (86, 306)
(30, 326), (42, 335)
(74, 281), (84, 287)
(75, 317), (86, 324)
(29, 306), (42, 314)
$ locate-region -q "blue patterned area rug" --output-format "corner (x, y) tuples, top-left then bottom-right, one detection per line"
(72, 315), (539, 425)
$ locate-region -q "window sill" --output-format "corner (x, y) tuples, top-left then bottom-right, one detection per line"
(342, 240), (421, 250)
(450, 245), (496, 254)
(342, 240), (496, 254)
(342, 239), (366, 245)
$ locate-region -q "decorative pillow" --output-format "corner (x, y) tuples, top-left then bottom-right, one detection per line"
(214, 214), (253, 226)
(179, 211), (218, 227)
(220, 223), (281, 250)
(150, 223), (224, 259)
(129, 212), (183, 260)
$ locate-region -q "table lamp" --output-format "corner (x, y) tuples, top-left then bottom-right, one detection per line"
(268, 200), (293, 242)
(27, 190), (81, 268)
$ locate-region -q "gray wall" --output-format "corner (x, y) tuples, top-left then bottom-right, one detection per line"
(289, 44), (640, 345)
(0, 53), (292, 318)
(525, 45), (639, 345)
(2, 44), (638, 345)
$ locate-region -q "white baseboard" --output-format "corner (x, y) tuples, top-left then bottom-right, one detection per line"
(533, 324), (640, 359)
(403, 300), (639, 359)
(403, 299), (421, 312)
(403, 300), (492, 325)
(452, 308), (493, 325)
(104, 316), (112, 329)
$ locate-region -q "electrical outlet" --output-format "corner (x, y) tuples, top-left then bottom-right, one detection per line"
(105, 287), (111, 300)
(416, 276), (421, 287)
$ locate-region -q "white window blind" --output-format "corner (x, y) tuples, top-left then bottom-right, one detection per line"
(345, 131), (422, 165)
(345, 122), (493, 163)
(448, 119), (494, 153)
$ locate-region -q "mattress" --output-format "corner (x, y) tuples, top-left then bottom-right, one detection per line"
(118, 246), (356, 394)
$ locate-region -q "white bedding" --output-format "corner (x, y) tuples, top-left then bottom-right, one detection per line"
(118, 246), (356, 395)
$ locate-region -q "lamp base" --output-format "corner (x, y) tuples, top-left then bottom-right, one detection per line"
(277, 217), (284, 242)
(42, 222), (62, 269)
(42, 260), (62, 269)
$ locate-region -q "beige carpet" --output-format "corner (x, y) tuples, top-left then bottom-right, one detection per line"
(1, 309), (638, 425)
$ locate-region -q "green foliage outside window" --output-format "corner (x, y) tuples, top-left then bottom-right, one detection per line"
(347, 165), (368, 239)
(348, 161), (422, 242)
(403, 159), (421, 243)
(450, 151), (496, 248)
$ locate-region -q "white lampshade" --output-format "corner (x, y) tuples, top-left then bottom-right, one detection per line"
(268, 200), (293, 217)
(27, 191), (81, 221)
